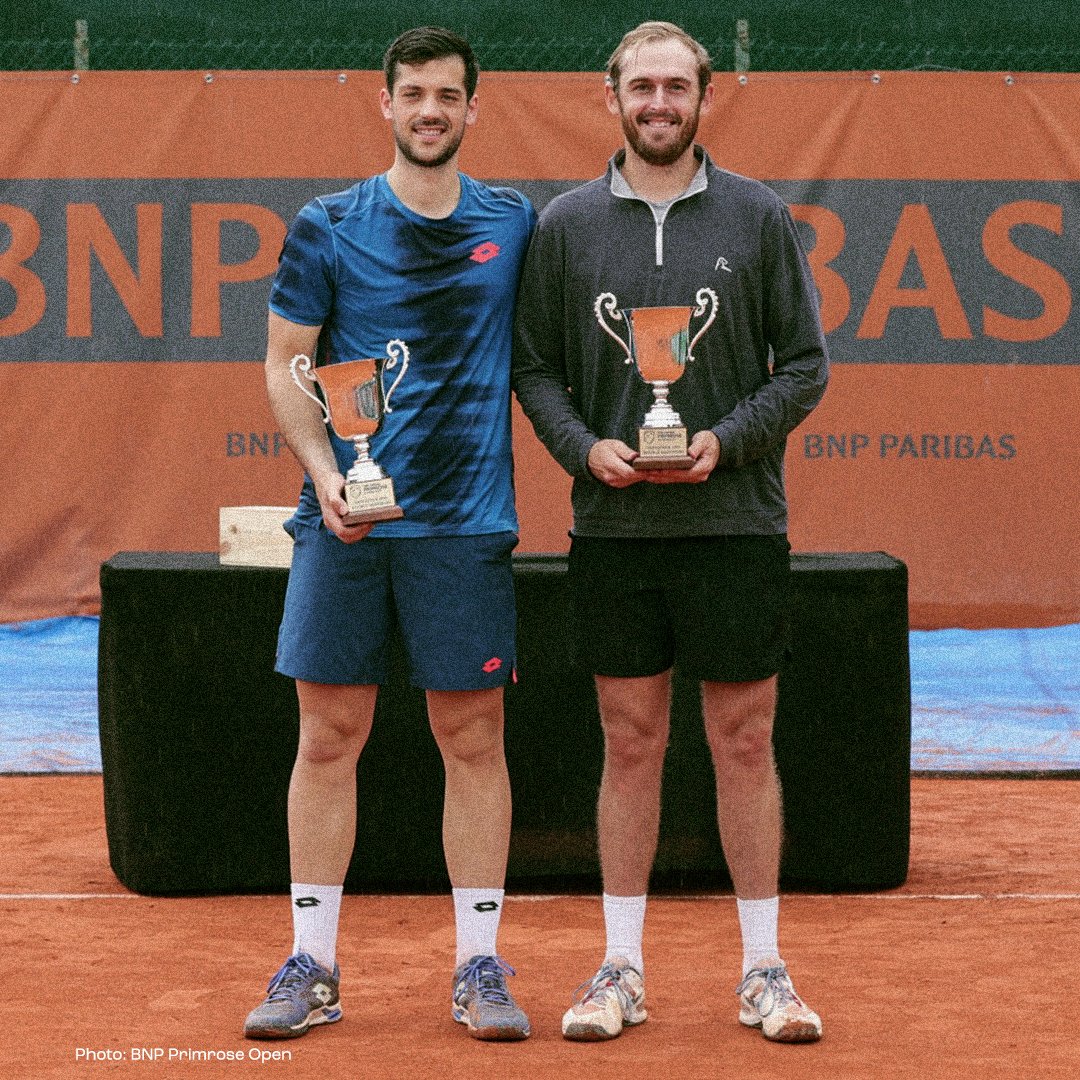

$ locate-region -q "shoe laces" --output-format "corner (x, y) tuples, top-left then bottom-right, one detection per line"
(458, 955), (517, 1007)
(735, 963), (801, 1018)
(572, 962), (638, 1013)
(265, 953), (324, 1002)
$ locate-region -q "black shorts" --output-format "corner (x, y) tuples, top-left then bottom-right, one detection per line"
(567, 534), (792, 682)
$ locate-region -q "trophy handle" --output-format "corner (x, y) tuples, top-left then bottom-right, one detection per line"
(688, 287), (719, 362)
(289, 353), (331, 424)
(381, 339), (410, 414)
(594, 293), (634, 364)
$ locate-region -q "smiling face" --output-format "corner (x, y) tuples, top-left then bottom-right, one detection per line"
(606, 36), (713, 168)
(380, 55), (478, 169)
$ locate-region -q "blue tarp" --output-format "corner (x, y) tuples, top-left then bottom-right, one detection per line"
(0, 617), (1077, 773)
(0, 617), (101, 772)
(910, 624), (1079, 772)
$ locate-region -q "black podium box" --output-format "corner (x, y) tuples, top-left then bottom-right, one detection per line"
(98, 551), (910, 895)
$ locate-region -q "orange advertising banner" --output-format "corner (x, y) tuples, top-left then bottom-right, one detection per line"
(1, 70), (1078, 627)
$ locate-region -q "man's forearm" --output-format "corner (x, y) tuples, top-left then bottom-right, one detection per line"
(513, 372), (598, 478)
(266, 360), (341, 487)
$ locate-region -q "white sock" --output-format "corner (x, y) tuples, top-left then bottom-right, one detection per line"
(290, 883), (343, 974)
(453, 887), (504, 966)
(603, 893), (646, 974)
(737, 896), (780, 975)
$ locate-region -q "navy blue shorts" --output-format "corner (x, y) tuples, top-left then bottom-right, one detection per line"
(567, 534), (792, 682)
(276, 524), (518, 690)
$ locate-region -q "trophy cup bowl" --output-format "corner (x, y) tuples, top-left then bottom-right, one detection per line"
(595, 289), (718, 470)
(290, 340), (409, 523)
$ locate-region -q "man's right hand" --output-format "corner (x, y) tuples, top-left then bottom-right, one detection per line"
(315, 473), (376, 543)
(587, 439), (645, 488)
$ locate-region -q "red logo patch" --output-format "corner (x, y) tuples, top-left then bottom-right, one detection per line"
(482, 656), (503, 674)
(470, 242), (501, 264)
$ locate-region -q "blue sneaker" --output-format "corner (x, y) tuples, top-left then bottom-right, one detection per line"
(451, 955), (531, 1040)
(244, 953), (342, 1039)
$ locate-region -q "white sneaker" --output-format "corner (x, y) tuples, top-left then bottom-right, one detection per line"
(562, 957), (646, 1041)
(736, 959), (822, 1042)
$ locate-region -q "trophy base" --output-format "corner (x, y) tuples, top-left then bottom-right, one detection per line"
(632, 455), (695, 471)
(634, 425), (693, 470)
(342, 505), (405, 525)
(343, 477), (404, 524)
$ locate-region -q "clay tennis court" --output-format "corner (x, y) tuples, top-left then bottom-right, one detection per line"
(5, 774), (1075, 1079)
(2, 14), (1078, 1080)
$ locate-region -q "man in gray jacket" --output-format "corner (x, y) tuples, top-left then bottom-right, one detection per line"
(513, 21), (828, 1044)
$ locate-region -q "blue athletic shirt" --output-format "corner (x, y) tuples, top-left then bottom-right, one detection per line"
(270, 173), (536, 537)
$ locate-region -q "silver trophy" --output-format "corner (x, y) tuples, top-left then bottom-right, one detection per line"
(594, 288), (718, 468)
(290, 341), (409, 522)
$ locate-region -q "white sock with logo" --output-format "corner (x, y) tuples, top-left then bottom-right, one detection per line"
(737, 896), (780, 976)
(453, 887), (505, 967)
(603, 893), (647, 974)
(291, 883), (343, 974)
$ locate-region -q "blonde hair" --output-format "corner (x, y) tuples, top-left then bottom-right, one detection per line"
(606, 21), (712, 95)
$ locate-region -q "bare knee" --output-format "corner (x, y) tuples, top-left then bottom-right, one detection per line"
(428, 690), (506, 769)
(297, 717), (366, 768)
(703, 679), (777, 774)
(434, 722), (505, 769)
(294, 682), (375, 770)
(714, 721), (775, 773)
(601, 709), (670, 781)
(597, 674), (671, 779)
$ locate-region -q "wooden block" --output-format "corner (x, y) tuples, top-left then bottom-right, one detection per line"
(219, 507), (294, 568)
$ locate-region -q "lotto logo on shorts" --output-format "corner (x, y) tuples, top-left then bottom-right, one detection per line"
(482, 656), (503, 673)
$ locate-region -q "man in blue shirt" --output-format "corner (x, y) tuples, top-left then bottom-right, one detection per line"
(244, 26), (535, 1043)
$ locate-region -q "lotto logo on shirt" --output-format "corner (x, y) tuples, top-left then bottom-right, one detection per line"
(470, 242), (501, 264)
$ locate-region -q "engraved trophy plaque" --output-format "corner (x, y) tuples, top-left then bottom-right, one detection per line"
(290, 341), (409, 523)
(595, 289), (718, 469)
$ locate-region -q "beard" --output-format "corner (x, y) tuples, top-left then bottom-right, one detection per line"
(393, 122), (466, 169)
(620, 107), (700, 167)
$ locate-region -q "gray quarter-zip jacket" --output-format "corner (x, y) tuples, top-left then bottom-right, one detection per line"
(512, 147), (829, 537)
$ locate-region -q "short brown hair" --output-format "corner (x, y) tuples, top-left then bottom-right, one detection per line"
(383, 26), (479, 100)
(606, 21), (712, 96)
